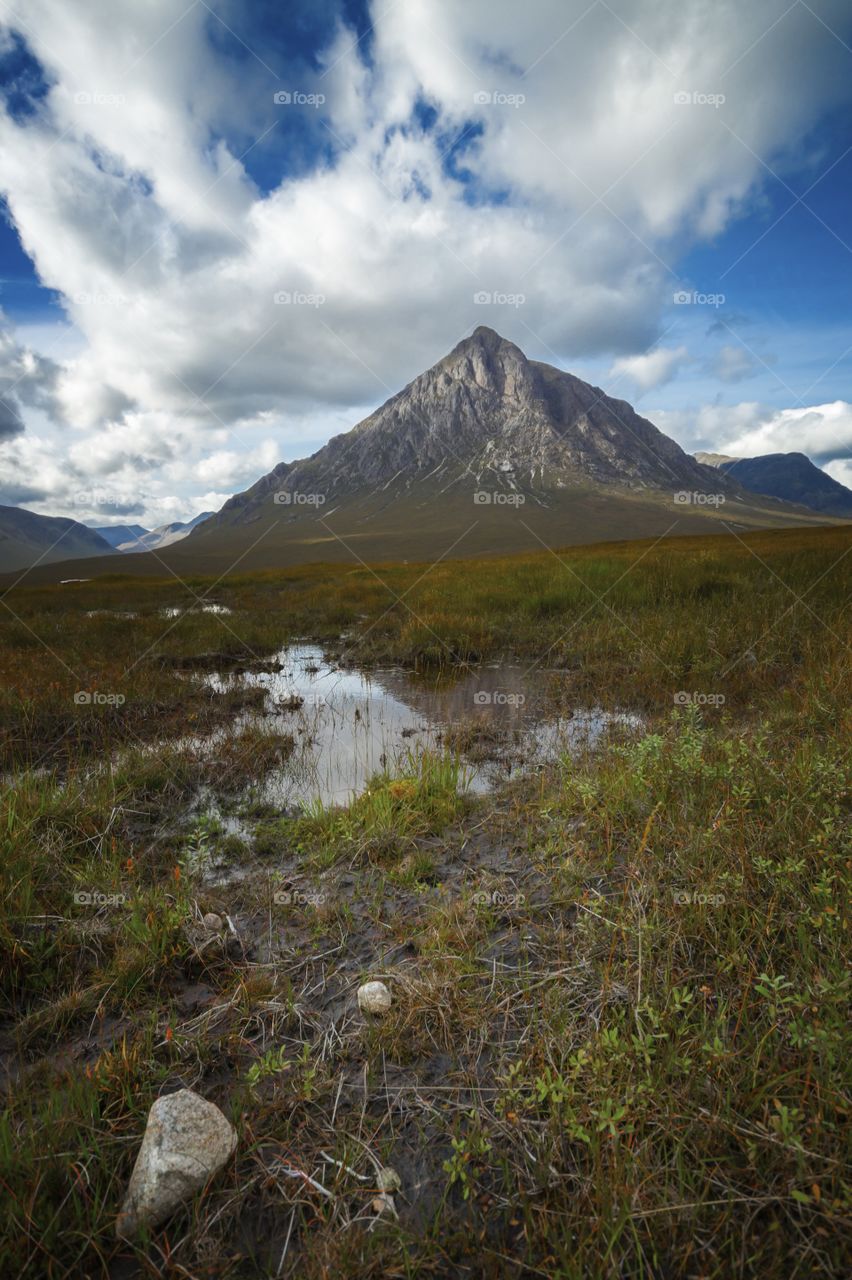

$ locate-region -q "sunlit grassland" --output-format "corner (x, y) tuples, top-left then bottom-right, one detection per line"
(2, 524), (849, 767)
(0, 524), (849, 1277)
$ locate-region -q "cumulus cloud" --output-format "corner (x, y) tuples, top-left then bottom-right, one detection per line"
(722, 401), (852, 463)
(651, 400), (852, 481)
(610, 345), (690, 393)
(0, 0), (850, 519)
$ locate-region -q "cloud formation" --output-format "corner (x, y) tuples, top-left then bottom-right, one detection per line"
(610, 345), (690, 393)
(0, 0), (851, 520)
(654, 399), (852, 479)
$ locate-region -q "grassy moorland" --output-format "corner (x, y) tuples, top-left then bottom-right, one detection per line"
(0, 524), (850, 1278)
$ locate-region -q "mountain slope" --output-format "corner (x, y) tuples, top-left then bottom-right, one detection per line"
(697, 451), (852, 517)
(0, 505), (116, 573)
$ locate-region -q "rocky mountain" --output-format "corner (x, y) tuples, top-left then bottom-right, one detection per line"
(696, 451), (852, 518)
(204, 327), (724, 534)
(184, 327), (833, 570)
(89, 523), (150, 549)
(0, 505), (116, 573)
(6, 330), (833, 584)
(117, 512), (214, 553)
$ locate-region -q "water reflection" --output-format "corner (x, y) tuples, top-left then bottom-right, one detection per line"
(201, 645), (641, 808)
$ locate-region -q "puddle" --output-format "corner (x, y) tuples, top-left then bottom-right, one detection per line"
(81, 605), (229, 620)
(161, 603), (232, 617)
(85, 610), (139, 619)
(196, 644), (641, 809)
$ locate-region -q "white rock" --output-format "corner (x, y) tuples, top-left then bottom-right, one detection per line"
(116, 1089), (237, 1238)
(357, 980), (392, 1015)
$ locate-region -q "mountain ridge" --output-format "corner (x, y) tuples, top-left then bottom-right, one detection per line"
(0, 505), (117, 573)
(696, 450), (852, 518)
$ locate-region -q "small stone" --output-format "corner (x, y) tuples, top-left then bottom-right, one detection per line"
(201, 912), (223, 931)
(116, 1089), (237, 1238)
(377, 1166), (401, 1193)
(357, 980), (392, 1015)
(371, 1192), (398, 1218)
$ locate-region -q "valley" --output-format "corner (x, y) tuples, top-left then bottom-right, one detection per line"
(1, 524), (849, 1277)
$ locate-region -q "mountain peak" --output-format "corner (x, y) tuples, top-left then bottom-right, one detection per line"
(453, 325), (523, 358)
(469, 324), (509, 346)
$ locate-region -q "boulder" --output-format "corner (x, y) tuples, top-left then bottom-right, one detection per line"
(116, 1089), (237, 1238)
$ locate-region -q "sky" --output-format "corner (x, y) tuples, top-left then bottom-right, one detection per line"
(0, 0), (851, 528)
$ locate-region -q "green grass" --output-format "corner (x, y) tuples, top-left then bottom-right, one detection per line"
(0, 525), (849, 1277)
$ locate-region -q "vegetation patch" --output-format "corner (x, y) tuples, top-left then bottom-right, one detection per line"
(0, 527), (849, 1277)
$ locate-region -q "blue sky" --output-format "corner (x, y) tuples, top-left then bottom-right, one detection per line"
(1, 0), (851, 525)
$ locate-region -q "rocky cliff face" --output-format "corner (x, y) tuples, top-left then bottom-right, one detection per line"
(200, 326), (729, 533)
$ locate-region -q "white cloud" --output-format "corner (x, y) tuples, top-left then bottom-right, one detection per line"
(610, 345), (690, 393)
(722, 401), (852, 462)
(0, 0), (850, 519)
(651, 400), (852, 477)
(824, 458), (852, 490)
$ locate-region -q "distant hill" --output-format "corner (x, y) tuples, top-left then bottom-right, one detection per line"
(117, 512), (214, 553)
(89, 523), (150, 549)
(696, 451), (852, 518)
(0, 505), (116, 573)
